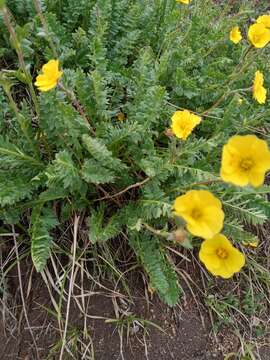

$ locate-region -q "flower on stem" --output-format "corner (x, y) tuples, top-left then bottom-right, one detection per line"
(256, 15), (270, 28)
(199, 234), (245, 279)
(253, 70), (267, 104)
(171, 110), (201, 140)
(248, 23), (270, 48)
(35, 59), (63, 92)
(173, 190), (224, 239)
(230, 26), (242, 44)
(220, 135), (270, 187)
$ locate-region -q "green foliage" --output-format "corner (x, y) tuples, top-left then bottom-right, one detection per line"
(0, 0), (269, 304)
(130, 232), (180, 306)
(0, 172), (36, 206)
(30, 204), (59, 272)
(88, 205), (122, 243)
(46, 150), (83, 190)
(82, 159), (115, 184)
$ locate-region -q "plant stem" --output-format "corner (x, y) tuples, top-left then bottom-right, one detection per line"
(2, 6), (40, 116)
(58, 82), (95, 135)
(33, 0), (58, 58)
(202, 45), (254, 116)
(143, 222), (169, 238)
(4, 86), (40, 158)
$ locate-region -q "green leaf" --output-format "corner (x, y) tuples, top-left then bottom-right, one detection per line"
(82, 134), (126, 172)
(0, 136), (43, 169)
(130, 232), (180, 306)
(88, 206), (122, 243)
(223, 199), (268, 226)
(81, 159), (115, 184)
(30, 205), (59, 272)
(46, 150), (82, 190)
(224, 220), (259, 245)
(0, 173), (35, 206)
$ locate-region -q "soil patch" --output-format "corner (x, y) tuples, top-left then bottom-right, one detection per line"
(0, 258), (221, 360)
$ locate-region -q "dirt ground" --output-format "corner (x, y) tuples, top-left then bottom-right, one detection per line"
(0, 272), (220, 360)
(1, 226), (270, 360)
(1, 217), (270, 360)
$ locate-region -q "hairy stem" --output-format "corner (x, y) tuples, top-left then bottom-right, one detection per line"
(2, 6), (40, 116)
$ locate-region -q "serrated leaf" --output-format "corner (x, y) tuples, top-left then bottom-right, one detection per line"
(82, 134), (126, 171)
(88, 206), (122, 243)
(30, 205), (59, 272)
(81, 159), (115, 184)
(46, 150), (82, 190)
(130, 232), (180, 306)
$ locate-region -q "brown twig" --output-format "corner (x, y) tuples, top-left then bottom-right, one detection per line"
(96, 185), (122, 206)
(58, 82), (95, 135)
(94, 177), (150, 202)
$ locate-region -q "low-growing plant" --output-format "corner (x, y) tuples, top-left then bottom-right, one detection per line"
(0, 0), (270, 309)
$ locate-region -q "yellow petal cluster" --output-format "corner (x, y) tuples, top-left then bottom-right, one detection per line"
(256, 15), (270, 28)
(173, 190), (224, 239)
(176, 0), (190, 4)
(171, 110), (201, 140)
(248, 23), (270, 48)
(229, 26), (242, 44)
(220, 135), (270, 187)
(199, 234), (245, 279)
(35, 59), (63, 92)
(253, 71), (267, 104)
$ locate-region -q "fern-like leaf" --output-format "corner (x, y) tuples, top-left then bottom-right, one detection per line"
(82, 134), (126, 171)
(130, 232), (180, 306)
(30, 205), (59, 272)
(81, 159), (115, 184)
(88, 206), (122, 243)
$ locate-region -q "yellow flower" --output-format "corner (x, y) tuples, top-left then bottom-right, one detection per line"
(248, 23), (270, 48)
(171, 110), (201, 140)
(230, 26), (242, 44)
(256, 15), (270, 28)
(220, 135), (270, 187)
(199, 234), (245, 279)
(173, 190), (224, 239)
(253, 70), (267, 104)
(35, 59), (63, 92)
(176, 0), (190, 4)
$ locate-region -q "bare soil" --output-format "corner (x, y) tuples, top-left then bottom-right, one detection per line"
(0, 256), (222, 360)
(1, 237), (269, 360)
(1, 186), (269, 359)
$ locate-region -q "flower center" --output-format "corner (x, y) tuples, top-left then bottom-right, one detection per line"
(240, 158), (253, 171)
(191, 208), (202, 220)
(216, 248), (228, 259)
(180, 122), (189, 131)
(253, 35), (261, 43)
